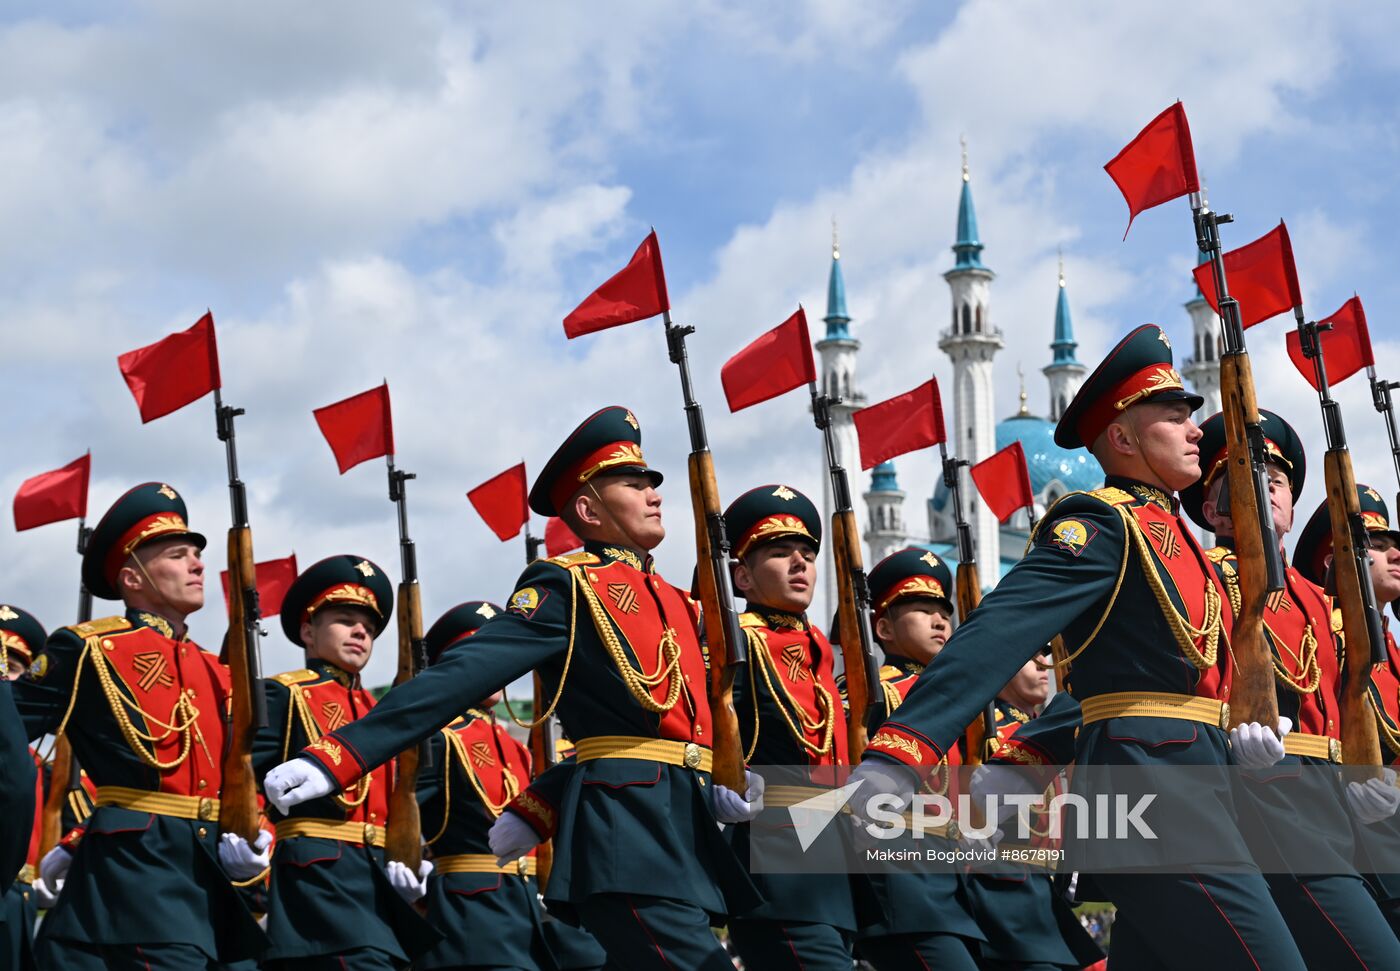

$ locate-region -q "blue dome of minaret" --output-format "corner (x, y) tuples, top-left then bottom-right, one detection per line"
(870, 460), (898, 491)
(822, 220), (852, 340)
(1050, 259), (1081, 366)
(952, 140), (987, 271)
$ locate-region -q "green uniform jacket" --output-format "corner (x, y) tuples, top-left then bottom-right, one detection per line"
(415, 712), (554, 969)
(254, 659), (439, 962)
(297, 544), (760, 923)
(12, 610), (263, 962)
(864, 478), (1253, 870)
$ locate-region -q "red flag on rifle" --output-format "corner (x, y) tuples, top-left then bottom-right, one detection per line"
(564, 231), (670, 338)
(852, 378), (946, 470)
(314, 382), (395, 474)
(14, 452), (91, 530)
(1104, 102), (1200, 236)
(970, 441), (1035, 524)
(545, 517), (583, 557)
(721, 307), (817, 411)
(221, 554), (298, 620)
(468, 464), (529, 541)
(1192, 222), (1301, 329)
(117, 312), (222, 422)
(1287, 295), (1375, 390)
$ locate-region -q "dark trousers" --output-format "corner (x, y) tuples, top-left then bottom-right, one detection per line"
(1268, 873), (1400, 969)
(575, 893), (733, 971)
(38, 940), (219, 970)
(1098, 871), (1307, 970)
(264, 949), (400, 970)
(857, 931), (981, 970)
(727, 917), (852, 970)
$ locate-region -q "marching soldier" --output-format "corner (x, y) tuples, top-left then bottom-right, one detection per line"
(253, 554), (439, 969)
(966, 655), (1104, 971)
(849, 326), (1313, 969)
(415, 600), (556, 970)
(0, 605), (45, 971)
(262, 406), (762, 969)
(718, 484), (878, 968)
(850, 548), (986, 969)
(1182, 410), (1400, 966)
(10, 482), (266, 969)
(1293, 484), (1400, 937)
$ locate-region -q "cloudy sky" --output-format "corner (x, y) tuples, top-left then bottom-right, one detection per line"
(5, 1), (1400, 688)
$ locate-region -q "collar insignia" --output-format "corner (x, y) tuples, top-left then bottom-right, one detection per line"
(0, 606), (16, 622)
(157, 484), (178, 501)
(138, 612), (175, 639)
(772, 485), (797, 501)
(354, 560), (374, 577)
(603, 547), (644, 571)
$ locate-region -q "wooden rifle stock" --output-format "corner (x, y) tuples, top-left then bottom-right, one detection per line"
(218, 525), (263, 842)
(38, 738), (71, 858)
(384, 581), (426, 868)
(831, 509), (876, 760)
(529, 673), (554, 888)
(1326, 452), (1385, 767)
(955, 562), (994, 766)
(689, 451), (745, 791)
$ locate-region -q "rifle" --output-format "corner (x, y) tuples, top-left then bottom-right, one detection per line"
(523, 529), (554, 888)
(939, 441), (997, 765)
(384, 459), (429, 868)
(1193, 195), (1285, 730)
(215, 391), (268, 843)
(39, 521), (95, 859)
(1298, 317), (1385, 768)
(1369, 366), (1400, 518)
(664, 311), (748, 792)
(811, 387), (883, 760)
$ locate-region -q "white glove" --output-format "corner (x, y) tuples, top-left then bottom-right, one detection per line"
(264, 758), (335, 813)
(31, 875), (60, 908)
(39, 844), (71, 892)
(385, 858), (433, 903)
(1229, 716), (1292, 770)
(218, 829), (272, 881)
(1347, 768), (1400, 825)
(489, 810), (544, 867)
(712, 770), (765, 824)
(970, 763), (1040, 825)
(847, 760), (918, 825)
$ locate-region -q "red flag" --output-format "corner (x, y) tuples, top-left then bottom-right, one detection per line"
(970, 441), (1035, 524)
(314, 382), (395, 474)
(852, 378), (947, 470)
(221, 554), (298, 620)
(467, 464), (529, 541)
(1104, 102), (1200, 236)
(563, 231), (670, 338)
(545, 517), (583, 557)
(1286, 295), (1375, 390)
(721, 307), (818, 411)
(1192, 221), (1301, 329)
(14, 452), (91, 530)
(117, 312), (222, 422)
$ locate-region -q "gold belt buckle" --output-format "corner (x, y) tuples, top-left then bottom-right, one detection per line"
(1329, 737), (1342, 763)
(363, 824), (377, 845)
(1218, 702), (1231, 730)
(683, 742), (702, 770)
(516, 857), (528, 877)
(197, 797), (216, 821)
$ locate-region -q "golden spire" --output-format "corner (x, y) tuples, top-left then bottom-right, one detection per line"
(1058, 247), (1065, 288)
(832, 216), (839, 260)
(960, 135), (969, 183)
(1017, 363), (1030, 416)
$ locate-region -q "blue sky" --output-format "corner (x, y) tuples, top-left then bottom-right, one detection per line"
(4, 1), (1400, 686)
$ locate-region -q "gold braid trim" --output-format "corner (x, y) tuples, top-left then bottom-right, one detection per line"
(1123, 514), (1221, 670)
(743, 627), (834, 760)
(881, 679), (904, 716)
(286, 682), (370, 810)
(1372, 691), (1400, 758)
(445, 722), (520, 820)
(502, 572), (578, 729)
(87, 638), (201, 771)
(576, 569), (682, 714)
(1211, 554), (1318, 693)
(1037, 506), (1132, 671)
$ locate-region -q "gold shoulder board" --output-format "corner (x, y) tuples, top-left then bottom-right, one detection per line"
(272, 669), (319, 687)
(546, 552), (601, 568)
(1088, 486), (1135, 506)
(67, 616), (132, 638)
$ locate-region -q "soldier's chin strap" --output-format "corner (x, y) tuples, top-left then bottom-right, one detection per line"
(126, 551), (188, 637)
(1119, 413), (1177, 500)
(584, 480), (649, 559)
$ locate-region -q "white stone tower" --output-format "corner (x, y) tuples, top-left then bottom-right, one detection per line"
(1043, 252), (1087, 422)
(936, 142), (1003, 571)
(816, 222), (867, 614)
(863, 461), (906, 565)
(1181, 248), (1224, 417)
